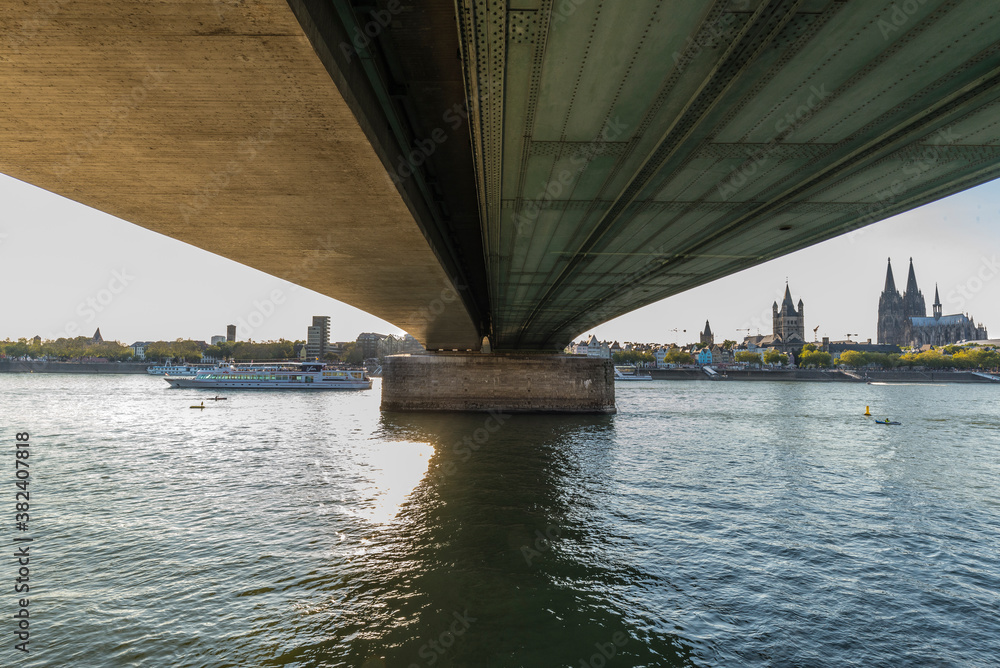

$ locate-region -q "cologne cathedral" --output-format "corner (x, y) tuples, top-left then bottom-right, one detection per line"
(877, 258), (987, 347)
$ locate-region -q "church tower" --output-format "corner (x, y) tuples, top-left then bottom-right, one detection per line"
(877, 258), (906, 344)
(700, 320), (714, 346)
(772, 284), (805, 348)
(933, 284), (942, 319)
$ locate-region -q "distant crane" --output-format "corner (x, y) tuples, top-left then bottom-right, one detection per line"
(813, 326), (820, 342)
(845, 333), (857, 342)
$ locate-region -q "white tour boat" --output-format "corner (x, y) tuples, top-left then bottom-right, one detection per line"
(164, 362), (372, 390)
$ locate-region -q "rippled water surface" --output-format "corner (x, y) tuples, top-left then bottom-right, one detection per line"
(2, 374), (999, 667)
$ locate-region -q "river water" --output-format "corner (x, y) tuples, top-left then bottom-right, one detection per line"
(2, 374), (998, 667)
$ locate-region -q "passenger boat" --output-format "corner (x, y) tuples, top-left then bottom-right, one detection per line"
(163, 362), (372, 390)
(614, 365), (653, 381)
(147, 363), (203, 376)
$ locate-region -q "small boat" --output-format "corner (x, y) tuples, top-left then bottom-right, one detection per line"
(874, 419), (901, 425)
(207, 396), (227, 401)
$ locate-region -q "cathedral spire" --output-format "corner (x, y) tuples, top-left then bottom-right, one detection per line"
(933, 283), (942, 319)
(905, 257), (919, 295)
(883, 257), (897, 294)
(903, 257), (926, 318)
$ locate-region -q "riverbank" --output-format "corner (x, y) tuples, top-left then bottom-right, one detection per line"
(0, 360), (150, 374)
(647, 368), (1000, 383)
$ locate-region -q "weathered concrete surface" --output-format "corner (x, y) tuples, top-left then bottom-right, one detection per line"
(0, 0), (480, 350)
(381, 354), (616, 413)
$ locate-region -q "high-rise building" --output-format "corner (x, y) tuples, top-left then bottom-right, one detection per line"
(227, 324), (236, 342)
(306, 316), (331, 359)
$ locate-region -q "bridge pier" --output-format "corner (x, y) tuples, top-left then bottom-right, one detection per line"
(380, 353), (616, 414)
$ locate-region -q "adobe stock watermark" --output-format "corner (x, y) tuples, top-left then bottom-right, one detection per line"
(411, 275), (472, 328)
(577, 631), (630, 668)
(179, 108), (292, 223)
(339, 0), (404, 64)
(672, 0), (751, 73)
(48, 268), (135, 339)
(551, 0), (598, 25)
(717, 83), (831, 200)
(846, 126), (961, 244)
(947, 254), (999, 311)
(390, 88), (493, 186)
(407, 610), (477, 667)
(52, 66), (167, 180)
(435, 410), (511, 478)
(521, 525), (561, 566)
(514, 116), (628, 236)
(0, 0), (67, 58)
(232, 289), (287, 341)
(877, 0), (931, 40)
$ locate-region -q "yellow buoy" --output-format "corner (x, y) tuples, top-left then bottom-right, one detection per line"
(864, 406), (871, 416)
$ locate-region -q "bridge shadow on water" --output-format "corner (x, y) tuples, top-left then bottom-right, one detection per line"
(270, 411), (695, 668)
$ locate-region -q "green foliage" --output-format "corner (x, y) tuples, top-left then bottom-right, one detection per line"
(612, 350), (655, 365)
(953, 347), (1000, 369)
(735, 351), (761, 364)
(798, 349), (832, 368)
(721, 339), (737, 350)
(762, 349), (784, 365)
(801, 343), (817, 353)
(144, 340), (203, 363)
(663, 349), (694, 365)
(837, 350), (900, 369)
(1, 337), (135, 361)
(230, 340), (297, 361)
(340, 342), (364, 365)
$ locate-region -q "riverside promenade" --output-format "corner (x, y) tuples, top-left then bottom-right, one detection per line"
(0, 360), (149, 374)
(648, 368), (1000, 384)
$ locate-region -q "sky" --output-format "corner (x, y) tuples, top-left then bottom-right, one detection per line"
(1, 172), (997, 347)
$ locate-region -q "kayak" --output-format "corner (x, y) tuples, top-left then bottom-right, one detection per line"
(874, 420), (901, 425)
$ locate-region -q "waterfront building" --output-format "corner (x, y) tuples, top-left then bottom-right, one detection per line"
(877, 258), (987, 346)
(357, 332), (388, 360)
(129, 341), (150, 359)
(306, 316), (331, 359)
(710, 344), (731, 364)
(585, 334), (610, 359)
(211, 335), (226, 345)
(227, 324), (236, 342)
(695, 347), (714, 365)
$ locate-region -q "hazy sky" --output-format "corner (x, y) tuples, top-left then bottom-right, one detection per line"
(1, 172), (997, 347)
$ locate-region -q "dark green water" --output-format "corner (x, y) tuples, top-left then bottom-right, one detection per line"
(2, 375), (998, 667)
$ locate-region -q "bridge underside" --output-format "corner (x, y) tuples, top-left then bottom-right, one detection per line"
(2, 1), (1000, 354)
